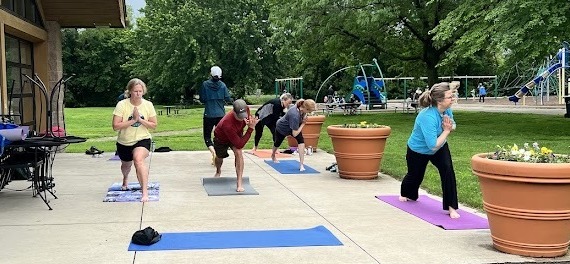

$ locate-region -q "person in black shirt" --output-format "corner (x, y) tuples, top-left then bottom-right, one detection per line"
(251, 93), (293, 151)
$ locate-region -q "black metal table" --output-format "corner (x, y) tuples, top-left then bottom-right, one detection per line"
(0, 136), (86, 210)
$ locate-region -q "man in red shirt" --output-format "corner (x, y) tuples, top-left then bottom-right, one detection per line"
(213, 99), (259, 192)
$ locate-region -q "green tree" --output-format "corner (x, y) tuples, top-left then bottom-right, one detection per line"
(269, 0), (474, 88)
(435, 0), (570, 71)
(62, 28), (133, 107)
(127, 0), (280, 104)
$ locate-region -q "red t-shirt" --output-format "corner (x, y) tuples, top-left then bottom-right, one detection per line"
(213, 109), (253, 149)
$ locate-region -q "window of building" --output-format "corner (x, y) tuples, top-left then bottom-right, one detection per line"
(5, 34), (35, 129)
(1, 0), (44, 27)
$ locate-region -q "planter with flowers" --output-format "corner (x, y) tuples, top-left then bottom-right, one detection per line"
(327, 122), (391, 180)
(471, 143), (570, 257)
(287, 114), (326, 152)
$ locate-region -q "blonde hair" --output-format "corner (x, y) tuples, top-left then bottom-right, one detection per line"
(418, 82), (457, 107)
(296, 99), (317, 112)
(126, 78), (147, 96)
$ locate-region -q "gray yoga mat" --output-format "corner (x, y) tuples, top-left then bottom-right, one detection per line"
(201, 177), (259, 196)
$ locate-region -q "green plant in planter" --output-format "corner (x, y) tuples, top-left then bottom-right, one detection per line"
(488, 142), (570, 163)
(342, 121), (386, 128)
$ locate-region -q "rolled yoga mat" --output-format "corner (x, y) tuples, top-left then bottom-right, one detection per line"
(0, 128), (26, 141)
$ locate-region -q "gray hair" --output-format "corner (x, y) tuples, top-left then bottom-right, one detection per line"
(280, 92), (293, 101)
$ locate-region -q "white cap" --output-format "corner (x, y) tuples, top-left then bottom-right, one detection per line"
(210, 66), (222, 77)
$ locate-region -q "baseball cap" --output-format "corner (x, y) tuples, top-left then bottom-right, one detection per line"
(210, 66), (222, 77)
(233, 99), (248, 119)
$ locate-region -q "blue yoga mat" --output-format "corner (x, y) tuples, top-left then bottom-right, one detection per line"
(128, 225), (342, 251)
(264, 160), (319, 174)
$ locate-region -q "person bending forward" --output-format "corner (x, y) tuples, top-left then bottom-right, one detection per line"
(213, 99), (259, 192)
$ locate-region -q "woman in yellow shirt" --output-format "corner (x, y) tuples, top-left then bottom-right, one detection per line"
(112, 78), (157, 202)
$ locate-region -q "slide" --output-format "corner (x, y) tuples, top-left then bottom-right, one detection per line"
(509, 62), (561, 103)
(509, 42), (570, 103)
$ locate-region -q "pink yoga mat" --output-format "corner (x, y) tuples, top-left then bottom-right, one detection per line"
(375, 195), (489, 230)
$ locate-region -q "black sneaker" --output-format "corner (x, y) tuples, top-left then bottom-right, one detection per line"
(86, 146), (104, 155)
(325, 162), (337, 171)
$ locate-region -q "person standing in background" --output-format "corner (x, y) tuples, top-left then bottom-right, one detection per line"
(478, 83), (487, 103)
(200, 66), (232, 164)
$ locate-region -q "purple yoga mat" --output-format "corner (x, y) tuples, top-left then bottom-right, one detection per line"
(375, 195), (489, 230)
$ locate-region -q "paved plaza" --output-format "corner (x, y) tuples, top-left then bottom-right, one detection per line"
(1, 146), (569, 263)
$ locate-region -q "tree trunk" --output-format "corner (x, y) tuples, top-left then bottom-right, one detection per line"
(423, 42), (441, 87)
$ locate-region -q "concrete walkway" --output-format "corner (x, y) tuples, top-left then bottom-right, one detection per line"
(1, 150), (568, 264)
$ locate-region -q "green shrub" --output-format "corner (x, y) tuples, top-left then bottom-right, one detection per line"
(244, 94), (277, 105)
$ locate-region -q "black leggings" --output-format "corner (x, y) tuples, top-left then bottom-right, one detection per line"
(273, 130), (304, 148)
(400, 144), (458, 210)
(254, 117), (277, 147)
(203, 117), (223, 148)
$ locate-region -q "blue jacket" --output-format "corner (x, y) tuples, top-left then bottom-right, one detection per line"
(478, 86), (487, 96)
(199, 79), (231, 118)
(407, 106), (455, 155)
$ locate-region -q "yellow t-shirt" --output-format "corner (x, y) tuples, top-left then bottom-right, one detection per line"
(113, 99), (157, 146)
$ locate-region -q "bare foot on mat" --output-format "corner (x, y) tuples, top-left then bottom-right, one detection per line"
(271, 155), (279, 163)
(449, 207), (461, 219)
(398, 196), (410, 202)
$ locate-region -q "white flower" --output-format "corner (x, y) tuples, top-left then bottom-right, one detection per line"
(532, 142), (539, 149)
(523, 151), (531, 161)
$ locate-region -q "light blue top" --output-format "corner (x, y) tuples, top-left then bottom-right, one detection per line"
(407, 106), (455, 155)
(478, 85), (487, 95)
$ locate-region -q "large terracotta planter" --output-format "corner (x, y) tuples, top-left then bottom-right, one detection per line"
(327, 125), (391, 180)
(287, 115), (326, 152)
(471, 153), (570, 257)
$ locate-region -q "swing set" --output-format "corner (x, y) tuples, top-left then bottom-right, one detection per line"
(275, 77), (303, 99)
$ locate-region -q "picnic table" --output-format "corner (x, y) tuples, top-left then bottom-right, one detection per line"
(323, 103), (361, 115)
(161, 106), (181, 115)
(163, 105), (175, 115)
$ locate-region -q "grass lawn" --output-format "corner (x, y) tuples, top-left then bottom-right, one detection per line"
(64, 107), (570, 210)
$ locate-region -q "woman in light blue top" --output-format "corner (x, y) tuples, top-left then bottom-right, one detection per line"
(399, 81), (461, 219)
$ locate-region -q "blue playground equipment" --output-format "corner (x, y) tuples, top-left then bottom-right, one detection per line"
(352, 64), (387, 109)
(315, 58), (388, 109)
(509, 42), (570, 104)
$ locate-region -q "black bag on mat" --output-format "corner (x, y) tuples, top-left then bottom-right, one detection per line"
(131, 226), (162, 245)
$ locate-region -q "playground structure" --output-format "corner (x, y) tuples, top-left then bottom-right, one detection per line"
(275, 77), (303, 99)
(384, 75), (497, 100)
(316, 58), (388, 110)
(509, 42), (570, 104)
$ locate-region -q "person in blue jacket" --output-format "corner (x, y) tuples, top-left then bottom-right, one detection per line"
(399, 81), (461, 219)
(477, 83), (487, 103)
(199, 66), (232, 164)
